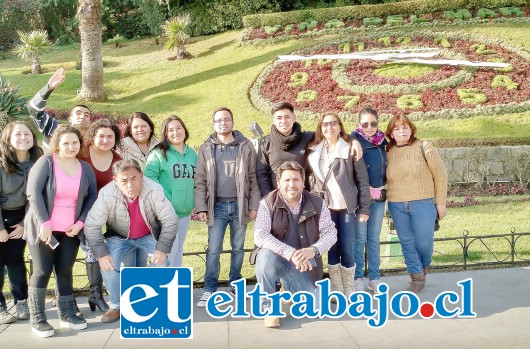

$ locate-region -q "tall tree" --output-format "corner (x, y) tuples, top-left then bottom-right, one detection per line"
(77, 0), (106, 101)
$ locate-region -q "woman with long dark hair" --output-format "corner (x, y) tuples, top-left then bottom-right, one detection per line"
(77, 119), (122, 312)
(118, 112), (159, 169)
(0, 121), (42, 324)
(307, 112), (371, 299)
(145, 115), (197, 267)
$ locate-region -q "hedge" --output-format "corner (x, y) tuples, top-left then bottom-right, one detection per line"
(242, 0), (527, 28)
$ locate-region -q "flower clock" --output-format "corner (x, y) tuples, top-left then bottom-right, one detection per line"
(250, 31), (530, 120)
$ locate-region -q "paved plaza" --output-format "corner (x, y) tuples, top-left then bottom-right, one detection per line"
(1, 267), (529, 349)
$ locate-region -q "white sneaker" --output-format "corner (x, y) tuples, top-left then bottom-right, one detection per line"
(354, 278), (365, 292)
(368, 279), (382, 294)
(197, 292), (212, 308)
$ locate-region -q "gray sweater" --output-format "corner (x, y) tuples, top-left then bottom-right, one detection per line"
(0, 160), (35, 230)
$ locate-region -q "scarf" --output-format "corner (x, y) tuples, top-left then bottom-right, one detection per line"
(270, 122), (303, 151)
(355, 125), (386, 146)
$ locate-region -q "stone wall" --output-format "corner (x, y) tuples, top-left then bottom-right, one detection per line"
(438, 145), (530, 184)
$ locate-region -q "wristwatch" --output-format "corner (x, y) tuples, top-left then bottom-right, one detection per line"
(311, 246), (321, 258)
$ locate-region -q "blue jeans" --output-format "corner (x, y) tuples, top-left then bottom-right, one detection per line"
(327, 209), (357, 268)
(388, 199), (437, 274)
(101, 234), (169, 308)
(354, 200), (385, 280)
(167, 215), (191, 267)
(255, 248), (315, 307)
(204, 201), (247, 292)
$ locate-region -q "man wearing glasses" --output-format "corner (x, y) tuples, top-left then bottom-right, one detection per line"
(194, 107), (261, 307)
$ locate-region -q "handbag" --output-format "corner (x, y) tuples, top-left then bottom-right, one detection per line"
(420, 141), (440, 232)
(314, 158), (338, 199)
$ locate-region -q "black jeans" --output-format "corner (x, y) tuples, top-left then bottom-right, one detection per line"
(0, 207), (28, 307)
(28, 232), (80, 296)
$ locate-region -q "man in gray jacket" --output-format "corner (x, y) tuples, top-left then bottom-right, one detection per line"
(84, 160), (178, 323)
(194, 107), (261, 307)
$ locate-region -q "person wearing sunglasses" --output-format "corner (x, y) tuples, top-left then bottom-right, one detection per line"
(351, 107), (388, 294)
(307, 112), (370, 300)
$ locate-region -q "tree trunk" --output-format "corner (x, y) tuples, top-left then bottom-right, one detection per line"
(78, 0), (106, 101)
(177, 45), (192, 60)
(31, 57), (42, 74)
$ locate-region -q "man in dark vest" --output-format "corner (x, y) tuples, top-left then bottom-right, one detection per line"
(254, 161), (337, 328)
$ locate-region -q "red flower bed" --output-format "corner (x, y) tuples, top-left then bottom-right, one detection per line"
(257, 35), (530, 117)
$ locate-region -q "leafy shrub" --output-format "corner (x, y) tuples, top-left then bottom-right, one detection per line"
(386, 15), (404, 25)
(444, 9), (472, 19)
(0, 75), (26, 119)
(363, 17), (384, 25)
(242, 0), (526, 27)
(263, 25), (282, 34)
(108, 34), (126, 48)
(477, 8), (499, 18)
(498, 6), (524, 16)
(324, 19), (345, 28)
(410, 15), (430, 23)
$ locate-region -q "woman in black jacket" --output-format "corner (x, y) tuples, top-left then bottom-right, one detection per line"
(0, 121), (42, 324)
(307, 112), (370, 299)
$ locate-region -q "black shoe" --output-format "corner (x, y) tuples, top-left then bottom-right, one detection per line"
(60, 314), (87, 330)
(32, 321), (54, 338)
(89, 292), (110, 312)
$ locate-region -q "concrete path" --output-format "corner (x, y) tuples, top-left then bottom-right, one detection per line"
(1, 267), (529, 349)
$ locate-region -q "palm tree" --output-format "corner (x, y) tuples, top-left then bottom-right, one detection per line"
(13, 30), (52, 74)
(162, 14), (193, 60)
(77, 0), (106, 101)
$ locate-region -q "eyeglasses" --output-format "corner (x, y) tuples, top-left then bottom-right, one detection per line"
(213, 118), (232, 124)
(322, 121), (339, 128)
(361, 121), (378, 129)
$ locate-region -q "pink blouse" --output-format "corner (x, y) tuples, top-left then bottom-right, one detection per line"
(46, 154), (82, 232)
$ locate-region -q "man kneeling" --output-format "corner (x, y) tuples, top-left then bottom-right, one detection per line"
(84, 160), (178, 323)
(253, 161), (337, 328)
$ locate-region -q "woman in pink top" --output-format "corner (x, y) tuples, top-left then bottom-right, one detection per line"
(24, 125), (97, 337)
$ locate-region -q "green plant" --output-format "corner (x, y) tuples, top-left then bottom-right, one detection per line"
(386, 15), (404, 25)
(444, 9), (472, 20)
(378, 36), (391, 47)
(242, 0), (527, 28)
(397, 95), (424, 109)
(108, 34), (126, 48)
(263, 25), (281, 34)
(410, 15), (430, 23)
(363, 17), (384, 25)
(457, 88), (488, 104)
(324, 19), (345, 29)
(12, 30), (53, 74)
(0, 75), (27, 127)
(492, 75), (519, 90)
(299, 18), (318, 31)
(162, 14), (193, 60)
(285, 24), (294, 33)
(296, 89), (317, 102)
(477, 8), (499, 18)
(499, 7), (524, 16)
(435, 36), (452, 48)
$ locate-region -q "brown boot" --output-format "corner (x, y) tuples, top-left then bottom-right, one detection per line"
(423, 266), (430, 287)
(406, 273), (425, 294)
(101, 308), (120, 323)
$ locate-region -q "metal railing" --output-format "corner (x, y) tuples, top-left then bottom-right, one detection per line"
(4, 228), (529, 293)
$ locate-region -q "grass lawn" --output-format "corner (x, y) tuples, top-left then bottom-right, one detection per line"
(1, 23), (530, 146)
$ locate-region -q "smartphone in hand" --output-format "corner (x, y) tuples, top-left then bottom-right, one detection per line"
(48, 235), (59, 250)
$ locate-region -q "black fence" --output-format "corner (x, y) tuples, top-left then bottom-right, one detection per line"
(4, 228), (529, 293)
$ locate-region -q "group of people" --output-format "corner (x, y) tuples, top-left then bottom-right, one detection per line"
(0, 67), (448, 334)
